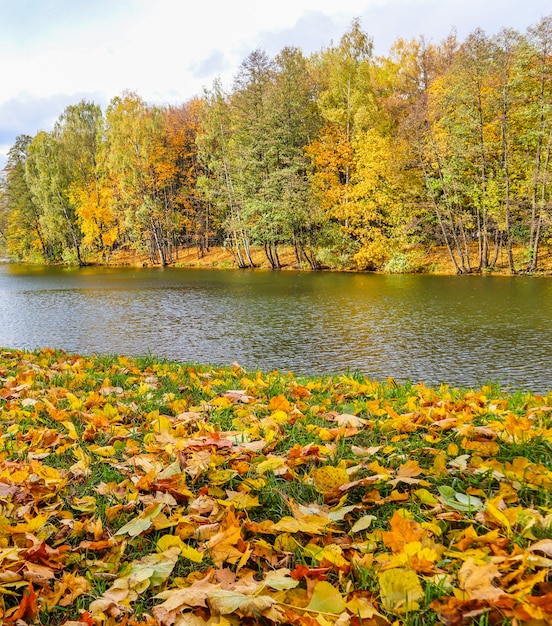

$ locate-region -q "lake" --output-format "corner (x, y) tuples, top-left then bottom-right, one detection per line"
(1, 264), (551, 392)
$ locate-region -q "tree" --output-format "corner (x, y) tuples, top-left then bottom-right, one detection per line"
(104, 91), (182, 265)
(492, 27), (525, 272)
(257, 46), (324, 268)
(519, 16), (552, 271)
(231, 49), (280, 267)
(1, 135), (50, 261)
(56, 101), (114, 260)
(25, 130), (84, 264)
(308, 19), (375, 264)
(161, 99), (215, 257)
(395, 34), (478, 273)
(197, 79), (255, 268)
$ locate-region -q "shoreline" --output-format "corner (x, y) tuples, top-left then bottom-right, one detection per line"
(97, 244), (552, 276)
(3, 244), (552, 275)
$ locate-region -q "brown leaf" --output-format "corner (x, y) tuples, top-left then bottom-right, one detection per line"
(458, 558), (504, 601)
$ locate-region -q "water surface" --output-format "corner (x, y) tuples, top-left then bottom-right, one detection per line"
(1, 264), (551, 392)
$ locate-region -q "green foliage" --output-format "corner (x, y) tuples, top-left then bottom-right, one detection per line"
(384, 251), (425, 274)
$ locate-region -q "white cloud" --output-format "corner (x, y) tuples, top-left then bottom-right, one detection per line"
(0, 0), (549, 167)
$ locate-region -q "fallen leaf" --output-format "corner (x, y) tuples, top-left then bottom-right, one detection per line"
(306, 580), (346, 614)
(378, 568), (424, 613)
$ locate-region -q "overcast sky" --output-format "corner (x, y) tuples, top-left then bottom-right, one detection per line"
(0, 0), (550, 168)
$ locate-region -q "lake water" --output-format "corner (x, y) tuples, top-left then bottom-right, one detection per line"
(1, 264), (551, 392)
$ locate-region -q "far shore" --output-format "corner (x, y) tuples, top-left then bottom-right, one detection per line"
(101, 243), (552, 276)
(2, 244), (552, 275)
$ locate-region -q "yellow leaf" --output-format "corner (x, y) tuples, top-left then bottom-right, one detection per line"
(71, 496), (97, 513)
(88, 445), (116, 457)
(270, 410), (289, 423)
(263, 568), (299, 591)
(65, 393), (82, 410)
(156, 535), (184, 553)
(210, 396), (233, 408)
(207, 589), (276, 616)
(414, 488), (439, 506)
(306, 581), (346, 614)
(243, 477), (266, 490)
(218, 491), (260, 510)
(346, 595), (386, 620)
(208, 469), (238, 486)
(305, 543), (349, 568)
(485, 501), (512, 534)
(3, 513), (50, 533)
(180, 544), (204, 563)
(62, 421), (79, 440)
(350, 515), (377, 534)
(272, 515), (332, 535)
(312, 466), (350, 494)
(150, 414), (173, 433)
(378, 567), (423, 613)
(256, 457), (287, 475)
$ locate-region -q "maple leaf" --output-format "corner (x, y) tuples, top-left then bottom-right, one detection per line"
(381, 510), (425, 553)
(331, 412), (368, 427)
(389, 459), (427, 488)
(153, 575), (217, 623)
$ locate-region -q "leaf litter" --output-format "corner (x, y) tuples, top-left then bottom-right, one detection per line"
(0, 348), (551, 625)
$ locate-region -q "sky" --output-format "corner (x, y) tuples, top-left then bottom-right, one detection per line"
(0, 0), (550, 169)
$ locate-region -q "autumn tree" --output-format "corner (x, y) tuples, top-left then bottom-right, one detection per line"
(161, 99), (215, 257)
(308, 19), (378, 266)
(251, 46), (324, 269)
(104, 91), (184, 265)
(394, 35), (478, 273)
(25, 129), (85, 264)
(56, 101), (115, 260)
(491, 27), (526, 272)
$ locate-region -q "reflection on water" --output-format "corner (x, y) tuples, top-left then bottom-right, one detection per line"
(0, 265), (551, 391)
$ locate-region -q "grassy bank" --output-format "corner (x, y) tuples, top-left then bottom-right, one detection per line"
(0, 348), (551, 625)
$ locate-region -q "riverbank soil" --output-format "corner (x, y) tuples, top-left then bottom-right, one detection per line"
(106, 243), (552, 274)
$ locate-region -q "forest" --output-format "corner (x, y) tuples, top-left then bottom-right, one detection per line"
(0, 16), (551, 274)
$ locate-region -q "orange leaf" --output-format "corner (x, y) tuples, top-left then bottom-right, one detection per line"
(290, 564), (330, 581)
(5, 582), (38, 623)
(269, 394), (291, 412)
(381, 510), (425, 553)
